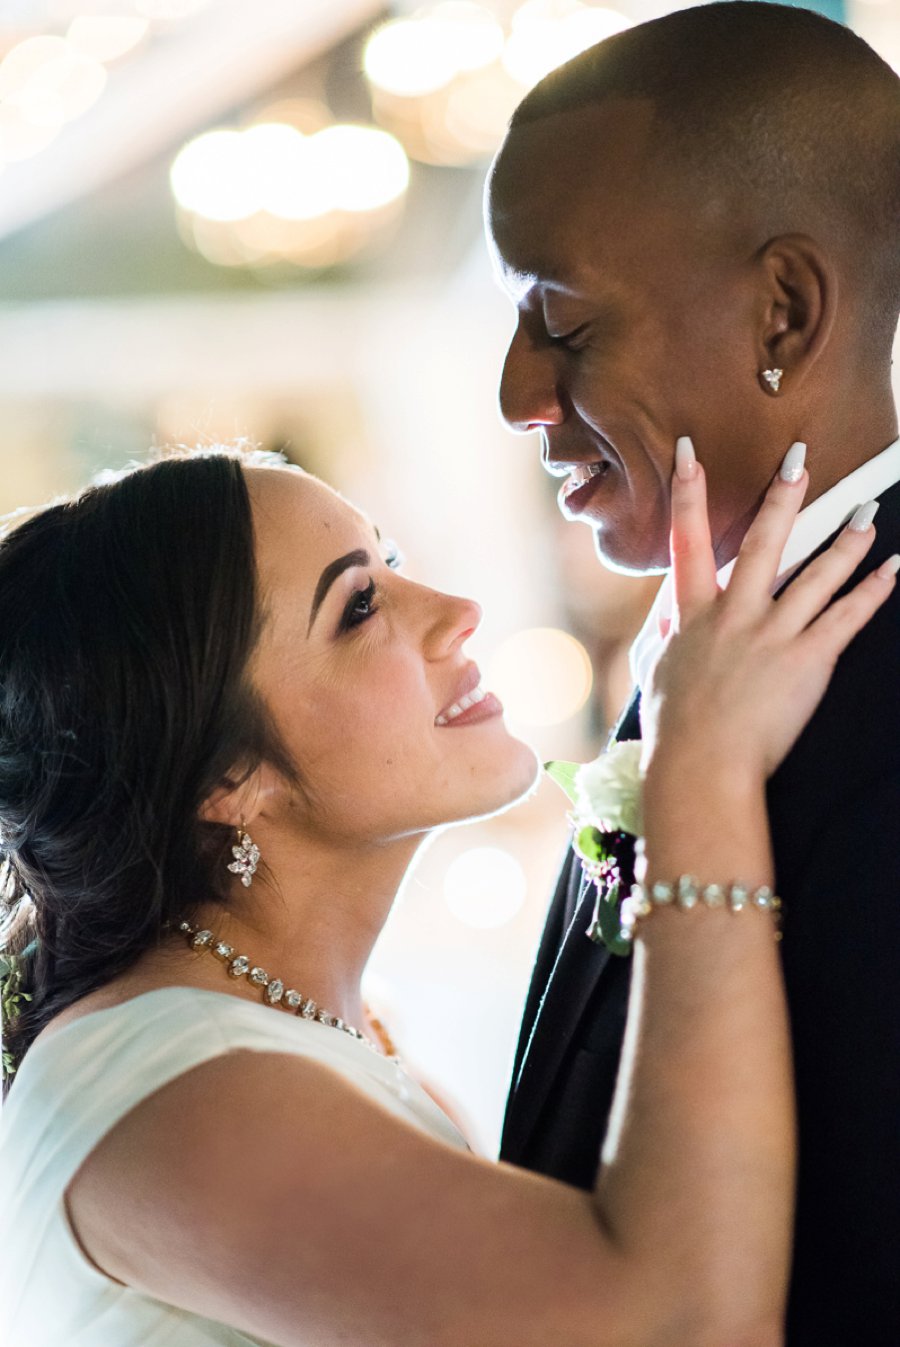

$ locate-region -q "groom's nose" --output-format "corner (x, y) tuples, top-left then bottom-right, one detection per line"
(499, 325), (565, 434)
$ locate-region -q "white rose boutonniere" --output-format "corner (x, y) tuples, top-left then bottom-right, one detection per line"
(545, 741), (644, 956)
(573, 740), (644, 838)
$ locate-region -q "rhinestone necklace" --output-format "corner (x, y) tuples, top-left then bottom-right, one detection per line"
(175, 919), (398, 1060)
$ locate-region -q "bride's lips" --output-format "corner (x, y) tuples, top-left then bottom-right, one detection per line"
(435, 664), (504, 728)
(558, 460), (612, 520)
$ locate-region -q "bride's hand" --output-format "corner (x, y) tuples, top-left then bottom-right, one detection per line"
(643, 437), (898, 786)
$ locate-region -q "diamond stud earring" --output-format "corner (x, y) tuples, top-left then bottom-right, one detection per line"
(227, 826), (260, 887)
(762, 367), (783, 394)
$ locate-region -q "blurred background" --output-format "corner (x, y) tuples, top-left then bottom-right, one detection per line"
(0, 0), (897, 1152)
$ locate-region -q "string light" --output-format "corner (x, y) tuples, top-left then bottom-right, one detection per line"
(65, 16), (150, 64)
(170, 119), (411, 270)
(364, 0), (632, 166)
(133, 0), (213, 19)
(504, 0), (631, 89)
(0, 4), (210, 167)
(310, 125), (409, 213)
(364, 3), (505, 99)
(170, 129), (253, 222)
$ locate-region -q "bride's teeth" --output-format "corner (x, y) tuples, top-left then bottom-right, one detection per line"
(436, 685), (487, 725)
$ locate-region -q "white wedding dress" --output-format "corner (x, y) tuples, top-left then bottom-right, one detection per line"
(0, 985), (468, 1346)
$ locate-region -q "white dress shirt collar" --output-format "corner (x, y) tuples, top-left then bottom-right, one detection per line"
(630, 436), (900, 695)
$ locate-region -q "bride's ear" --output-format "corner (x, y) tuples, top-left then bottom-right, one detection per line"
(197, 762), (283, 828)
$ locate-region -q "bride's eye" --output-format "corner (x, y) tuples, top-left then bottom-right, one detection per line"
(340, 578), (378, 632)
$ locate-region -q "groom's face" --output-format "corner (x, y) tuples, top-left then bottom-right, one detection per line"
(487, 100), (766, 575)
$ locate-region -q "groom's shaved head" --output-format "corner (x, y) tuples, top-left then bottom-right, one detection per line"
(497, 0), (900, 346)
(486, 3), (900, 576)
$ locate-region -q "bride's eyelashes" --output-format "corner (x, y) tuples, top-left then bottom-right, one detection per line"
(336, 542), (404, 635)
(339, 578), (379, 633)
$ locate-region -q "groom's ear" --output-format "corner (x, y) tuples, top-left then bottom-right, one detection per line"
(754, 233), (837, 391)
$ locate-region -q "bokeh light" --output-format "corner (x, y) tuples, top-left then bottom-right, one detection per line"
(504, 0), (632, 90)
(364, 3), (505, 99)
(312, 125), (410, 213)
(170, 129), (253, 221)
(171, 122), (410, 223)
(443, 847), (528, 929)
(242, 123), (327, 221)
(0, 5), (224, 171)
(487, 627), (594, 727)
(134, 0), (213, 18)
(0, 32), (111, 163)
(0, 35), (69, 103)
(21, 48), (107, 124)
(66, 16), (150, 64)
(170, 118), (410, 269)
(365, 0), (631, 166)
(0, 100), (62, 161)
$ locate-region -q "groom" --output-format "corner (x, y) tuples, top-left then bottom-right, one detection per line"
(488, 4), (900, 1343)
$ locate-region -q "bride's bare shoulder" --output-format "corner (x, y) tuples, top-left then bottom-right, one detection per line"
(34, 951), (214, 1045)
(62, 1028), (611, 1347)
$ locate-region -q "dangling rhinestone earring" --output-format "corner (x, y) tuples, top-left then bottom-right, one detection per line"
(227, 825), (260, 887)
(762, 367), (783, 394)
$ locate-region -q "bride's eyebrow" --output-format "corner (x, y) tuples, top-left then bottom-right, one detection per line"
(307, 548), (370, 636)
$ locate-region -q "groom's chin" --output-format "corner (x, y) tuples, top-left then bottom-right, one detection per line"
(592, 527), (669, 577)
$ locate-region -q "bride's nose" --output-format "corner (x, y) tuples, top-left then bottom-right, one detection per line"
(423, 590), (482, 659)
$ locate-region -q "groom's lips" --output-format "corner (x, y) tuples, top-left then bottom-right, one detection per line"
(558, 460), (612, 520)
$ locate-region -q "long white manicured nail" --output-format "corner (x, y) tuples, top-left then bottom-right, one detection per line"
(675, 436), (697, 481)
(779, 441), (806, 483)
(876, 554), (899, 579)
(848, 500), (880, 532)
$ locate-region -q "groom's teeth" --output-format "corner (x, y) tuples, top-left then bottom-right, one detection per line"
(436, 685), (487, 726)
(566, 463), (606, 492)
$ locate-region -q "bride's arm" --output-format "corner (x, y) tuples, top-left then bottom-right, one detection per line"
(66, 448), (895, 1347)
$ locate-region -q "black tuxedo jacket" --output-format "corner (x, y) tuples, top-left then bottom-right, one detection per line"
(501, 479), (900, 1346)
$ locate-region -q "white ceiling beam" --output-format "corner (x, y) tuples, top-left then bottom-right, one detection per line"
(0, 0), (385, 242)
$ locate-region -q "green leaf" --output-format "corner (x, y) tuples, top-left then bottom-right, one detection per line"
(573, 825), (609, 867)
(586, 880), (633, 958)
(543, 760), (582, 806)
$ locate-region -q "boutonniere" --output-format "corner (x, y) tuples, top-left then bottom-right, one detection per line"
(545, 741), (644, 957)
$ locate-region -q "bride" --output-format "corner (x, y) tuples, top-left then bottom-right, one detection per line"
(0, 443), (893, 1347)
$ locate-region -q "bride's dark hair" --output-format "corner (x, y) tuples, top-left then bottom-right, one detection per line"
(0, 447), (302, 1094)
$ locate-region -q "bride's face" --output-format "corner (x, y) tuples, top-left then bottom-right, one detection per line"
(244, 466), (539, 843)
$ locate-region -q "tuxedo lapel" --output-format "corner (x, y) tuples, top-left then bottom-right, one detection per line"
(503, 875), (614, 1157)
(502, 691), (642, 1160)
